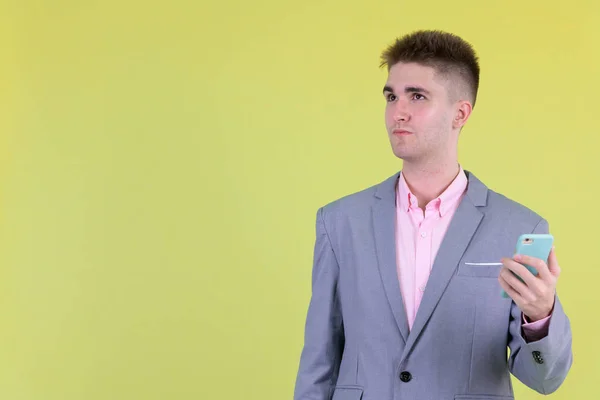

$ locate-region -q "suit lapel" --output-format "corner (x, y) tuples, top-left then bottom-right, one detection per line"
(372, 173), (410, 343)
(399, 170), (487, 362)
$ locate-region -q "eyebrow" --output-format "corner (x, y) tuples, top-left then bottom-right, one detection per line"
(383, 85), (431, 95)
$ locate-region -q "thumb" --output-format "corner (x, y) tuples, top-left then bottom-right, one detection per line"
(548, 246), (561, 277)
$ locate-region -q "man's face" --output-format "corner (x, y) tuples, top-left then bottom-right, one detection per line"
(383, 62), (459, 163)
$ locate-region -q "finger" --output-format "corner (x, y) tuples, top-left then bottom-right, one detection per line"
(499, 272), (525, 304)
(502, 257), (538, 287)
(547, 247), (561, 278)
(499, 266), (533, 300)
(514, 254), (551, 280)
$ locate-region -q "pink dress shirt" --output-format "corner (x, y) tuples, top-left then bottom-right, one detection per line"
(395, 166), (550, 342)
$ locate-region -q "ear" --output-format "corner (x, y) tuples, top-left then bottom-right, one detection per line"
(452, 100), (473, 130)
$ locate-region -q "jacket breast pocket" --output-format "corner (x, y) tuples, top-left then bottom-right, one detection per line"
(456, 262), (503, 278)
(331, 386), (363, 400)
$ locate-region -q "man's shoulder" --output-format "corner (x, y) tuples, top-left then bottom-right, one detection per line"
(484, 186), (546, 225)
(314, 170), (548, 227)
(318, 172), (398, 216)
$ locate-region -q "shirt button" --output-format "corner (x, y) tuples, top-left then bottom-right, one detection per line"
(399, 371), (412, 382)
(419, 285), (426, 292)
(420, 232), (427, 238)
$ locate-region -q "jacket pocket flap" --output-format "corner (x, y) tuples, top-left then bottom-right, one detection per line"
(332, 386), (363, 400)
(457, 263), (503, 278)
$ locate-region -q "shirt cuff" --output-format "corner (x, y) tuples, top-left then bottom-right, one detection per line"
(522, 312), (552, 342)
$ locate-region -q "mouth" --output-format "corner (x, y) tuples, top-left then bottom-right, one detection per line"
(392, 129), (413, 136)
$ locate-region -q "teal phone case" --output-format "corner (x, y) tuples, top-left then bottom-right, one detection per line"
(501, 233), (554, 298)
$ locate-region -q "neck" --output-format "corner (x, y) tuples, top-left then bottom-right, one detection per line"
(401, 159), (461, 209)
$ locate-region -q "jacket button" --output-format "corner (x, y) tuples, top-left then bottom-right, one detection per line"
(532, 351), (544, 364)
(399, 371), (412, 382)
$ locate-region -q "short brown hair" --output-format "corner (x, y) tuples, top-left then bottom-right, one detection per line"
(379, 30), (480, 107)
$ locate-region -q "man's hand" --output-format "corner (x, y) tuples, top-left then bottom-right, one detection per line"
(499, 247), (561, 322)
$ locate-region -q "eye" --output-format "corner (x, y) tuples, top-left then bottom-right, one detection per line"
(412, 93), (426, 100)
(386, 93), (397, 102)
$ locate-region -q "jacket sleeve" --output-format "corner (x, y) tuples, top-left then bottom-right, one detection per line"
(294, 207), (345, 400)
(507, 218), (574, 394)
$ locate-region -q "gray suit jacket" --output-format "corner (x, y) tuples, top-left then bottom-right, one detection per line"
(294, 170), (573, 400)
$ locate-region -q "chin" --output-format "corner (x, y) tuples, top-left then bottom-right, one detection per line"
(391, 147), (422, 163)
(391, 150), (411, 161)
(390, 144), (412, 159)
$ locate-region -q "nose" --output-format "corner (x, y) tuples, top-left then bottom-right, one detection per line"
(393, 101), (410, 122)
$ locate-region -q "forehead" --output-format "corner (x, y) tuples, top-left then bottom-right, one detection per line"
(385, 62), (447, 93)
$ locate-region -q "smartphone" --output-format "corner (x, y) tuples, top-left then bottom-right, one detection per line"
(501, 233), (554, 298)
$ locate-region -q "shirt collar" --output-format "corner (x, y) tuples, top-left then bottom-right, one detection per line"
(397, 165), (468, 217)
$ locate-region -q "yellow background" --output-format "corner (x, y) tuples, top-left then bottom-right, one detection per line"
(1, 0), (598, 399)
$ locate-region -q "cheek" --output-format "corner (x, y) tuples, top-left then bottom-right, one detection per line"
(415, 106), (450, 128)
(413, 106), (437, 121)
(384, 107), (395, 125)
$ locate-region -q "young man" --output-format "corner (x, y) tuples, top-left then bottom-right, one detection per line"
(294, 30), (573, 400)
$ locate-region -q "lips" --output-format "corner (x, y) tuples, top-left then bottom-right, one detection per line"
(392, 128), (413, 135)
